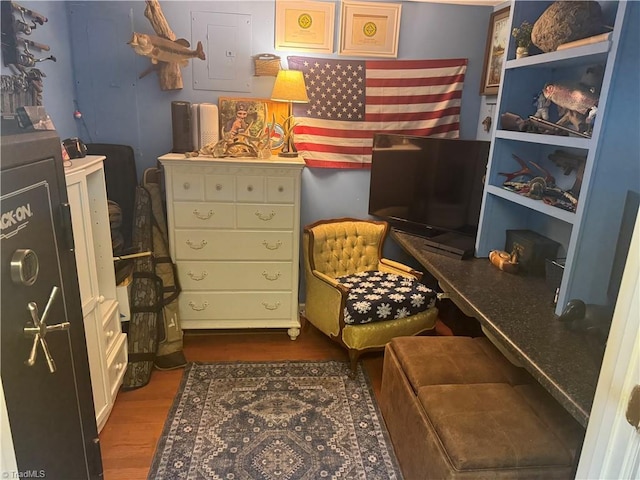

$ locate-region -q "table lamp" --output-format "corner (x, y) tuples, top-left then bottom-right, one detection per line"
(270, 70), (309, 157)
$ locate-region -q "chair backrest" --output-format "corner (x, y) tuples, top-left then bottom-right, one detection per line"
(304, 218), (388, 278)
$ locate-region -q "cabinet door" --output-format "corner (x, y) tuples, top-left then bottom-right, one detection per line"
(66, 177), (100, 315)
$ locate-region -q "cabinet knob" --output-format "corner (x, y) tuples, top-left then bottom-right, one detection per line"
(247, 185), (254, 192)
(183, 182), (190, 190)
(278, 186), (284, 193)
(115, 362), (125, 371)
(97, 295), (105, 304)
(216, 183), (223, 191)
(105, 330), (114, 339)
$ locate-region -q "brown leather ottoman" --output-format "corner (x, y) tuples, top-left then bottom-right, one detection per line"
(380, 337), (584, 479)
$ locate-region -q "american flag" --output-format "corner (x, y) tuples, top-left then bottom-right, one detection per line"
(288, 56), (467, 169)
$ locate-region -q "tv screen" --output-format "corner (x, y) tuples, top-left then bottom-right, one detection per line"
(368, 134), (490, 240)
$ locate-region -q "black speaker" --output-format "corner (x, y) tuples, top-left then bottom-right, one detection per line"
(171, 101), (193, 153)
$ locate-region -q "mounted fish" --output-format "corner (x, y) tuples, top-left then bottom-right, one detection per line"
(128, 33), (205, 67)
(542, 81), (599, 134)
(130, 0), (206, 91)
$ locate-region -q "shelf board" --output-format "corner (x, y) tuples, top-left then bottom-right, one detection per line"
(486, 185), (576, 224)
(495, 130), (591, 150)
(505, 41), (611, 70)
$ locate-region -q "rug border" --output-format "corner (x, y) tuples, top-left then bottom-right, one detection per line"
(146, 359), (402, 480)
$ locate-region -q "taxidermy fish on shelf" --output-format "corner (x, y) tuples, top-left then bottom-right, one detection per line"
(128, 32), (205, 66)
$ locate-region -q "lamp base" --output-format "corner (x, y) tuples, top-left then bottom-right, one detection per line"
(278, 151), (299, 158)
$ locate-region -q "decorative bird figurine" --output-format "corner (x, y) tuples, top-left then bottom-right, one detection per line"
(557, 299), (614, 344)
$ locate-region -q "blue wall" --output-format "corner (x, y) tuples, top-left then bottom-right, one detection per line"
(4, 0), (493, 272)
(63, 0), (492, 265)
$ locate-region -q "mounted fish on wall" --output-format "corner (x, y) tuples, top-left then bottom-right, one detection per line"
(128, 0), (206, 91)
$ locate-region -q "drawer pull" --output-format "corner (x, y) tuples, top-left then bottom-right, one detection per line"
(262, 301), (281, 311)
(262, 240), (282, 250)
(188, 301), (209, 311)
(262, 271), (281, 281)
(247, 185), (254, 192)
(186, 239), (208, 250)
(193, 209), (214, 220)
(216, 183), (223, 191)
(183, 182), (191, 190)
(187, 270), (208, 281)
(255, 210), (275, 221)
(278, 186), (284, 192)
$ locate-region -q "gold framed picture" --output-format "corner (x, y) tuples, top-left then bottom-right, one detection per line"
(275, 0), (335, 53)
(480, 6), (510, 96)
(339, 1), (401, 58)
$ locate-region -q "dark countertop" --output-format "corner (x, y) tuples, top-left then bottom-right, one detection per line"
(392, 230), (604, 427)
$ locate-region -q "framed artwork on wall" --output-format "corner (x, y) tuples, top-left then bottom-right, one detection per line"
(339, 1), (401, 58)
(275, 0), (335, 53)
(480, 6), (510, 96)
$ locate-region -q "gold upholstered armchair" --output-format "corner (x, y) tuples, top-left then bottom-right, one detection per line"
(302, 218), (439, 371)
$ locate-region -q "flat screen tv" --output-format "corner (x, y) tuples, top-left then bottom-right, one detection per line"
(368, 133), (490, 258)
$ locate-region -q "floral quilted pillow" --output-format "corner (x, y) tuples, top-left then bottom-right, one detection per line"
(336, 271), (437, 325)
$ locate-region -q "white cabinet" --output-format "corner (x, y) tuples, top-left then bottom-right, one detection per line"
(159, 155), (305, 339)
(477, 1), (639, 315)
(65, 156), (127, 432)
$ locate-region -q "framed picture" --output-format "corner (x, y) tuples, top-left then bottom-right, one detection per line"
(264, 100), (292, 155)
(339, 1), (401, 58)
(218, 97), (268, 140)
(480, 6), (510, 96)
(275, 0), (335, 53)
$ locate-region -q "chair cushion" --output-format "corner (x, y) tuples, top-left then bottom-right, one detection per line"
(337, 270), (436, 325)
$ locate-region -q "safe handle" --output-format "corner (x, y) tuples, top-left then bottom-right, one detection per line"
(23, 286), (70, 373)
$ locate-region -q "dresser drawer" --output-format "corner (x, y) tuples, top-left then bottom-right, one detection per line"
(175, 230), (293, 260)
(172, 172), (204, 201)
(102, 306), (122, 357)
(173, 202), (235, 228)
(267, 176), (295, 203)
(236, 204), (294, 229)
(179, 292), (292, 320)
(107, 333), (127, 398)
(205, 174), (235, 201)
(177, 261), (293, 290)
(236, 175), (265, 202)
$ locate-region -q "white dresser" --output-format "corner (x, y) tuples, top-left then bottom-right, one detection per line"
(159, 154), (305, 340)
(65, 156), (127, 432)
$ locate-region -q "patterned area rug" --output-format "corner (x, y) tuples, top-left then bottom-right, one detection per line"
(148, 361), (403, 479)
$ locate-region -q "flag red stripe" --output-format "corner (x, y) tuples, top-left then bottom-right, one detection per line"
(366, 73), (466, 88)
(366, 90), (462, 105)
(366, 59), (468, 69)
(366, 106), (461, 122)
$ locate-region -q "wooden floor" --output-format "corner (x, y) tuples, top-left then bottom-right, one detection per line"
(98, 325), (385, 480)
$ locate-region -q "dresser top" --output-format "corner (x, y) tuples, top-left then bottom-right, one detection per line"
(63, 155), (106, 176)
(159, 153), (305, 169)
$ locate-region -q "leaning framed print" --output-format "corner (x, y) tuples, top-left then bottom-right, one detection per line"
(480, 6), (510, 95)
(218, 97), (268, 140)
(339, 1), (401, 58)
(275, 0), (335, 53)
(264, 100), (291, 155)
